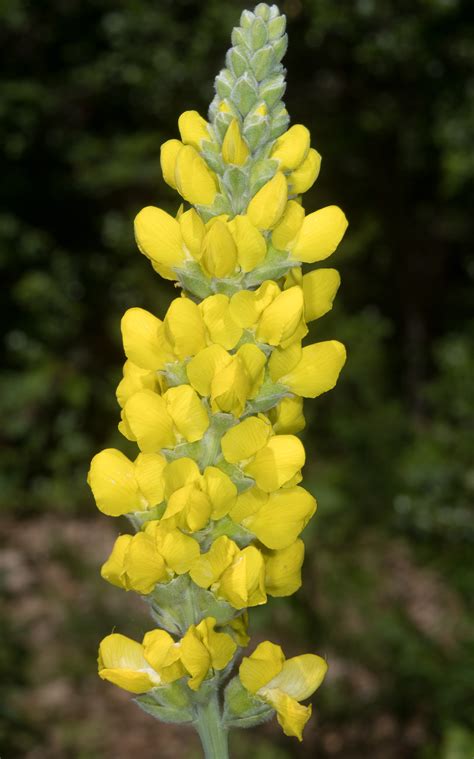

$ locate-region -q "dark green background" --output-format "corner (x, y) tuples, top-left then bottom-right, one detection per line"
(1, 0), (473, 757)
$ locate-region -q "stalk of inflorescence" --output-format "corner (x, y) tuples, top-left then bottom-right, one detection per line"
(87, 4), (348, 757)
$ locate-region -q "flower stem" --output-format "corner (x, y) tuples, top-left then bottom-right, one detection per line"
(194, 693), (229, 759)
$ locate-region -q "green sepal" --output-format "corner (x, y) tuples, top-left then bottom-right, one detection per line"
(162, 361), (188, 387)
(243, 247), (297, 287)
(249, 157), (278, 195)
(222, 166), (248, 211)
(223, 676), (275, 729)
(148, 574), (239, 633)
(217, 460), (255, 493)
(207, 515), (255, 549)
(134, 683), (193, 724)
(175, 262), (213, 299)
(249, 17), (268, 50)
(231, 73), (259, 116)
(128, 502), (166, 531)
(250, 45), (276, 81)
(227, 47), (249, 79)
(244, 378), (290, 415)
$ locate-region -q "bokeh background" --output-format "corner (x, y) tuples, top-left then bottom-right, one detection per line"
(1, 0), (473, 757)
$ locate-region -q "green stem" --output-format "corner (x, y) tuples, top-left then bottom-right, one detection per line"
(194, 693), (229, 759)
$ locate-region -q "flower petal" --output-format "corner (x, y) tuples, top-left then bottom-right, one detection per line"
(271, 124), (310, 171)
(124, 390), (175, 452)
(280, 341), (346, 398)
(121, 308), (164, 371)
(245, 435), (305, 492)
(88, 449), (141, 516)
(98, 634), (158, 693)
(164, 385), (209, 443)
(263, 540), (304, 597)
(303, 268), (341, 322)
(239, 640), (285, 694)
(290, 205), (348, 263)
(265, 654), (328, 701)
(243, 486), (316, 549)
(247, 171), (288, 230)
(134, 206), (185, 273)
(221, 416), (272, 464)
(288, 147), (321, 194)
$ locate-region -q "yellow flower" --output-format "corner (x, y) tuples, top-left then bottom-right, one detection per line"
(175, 144), (219, 206)
(116, 360), (161, 408)
(267, 396), (305, 434)
(256, 285), (306, 347)
(179, 617), (237, 690)
(189, 536), (266, 609)
(98, 633), (161, 694)
(239, 641), (328, 740)
(222, 119), (250, 166)
(101, 522), (200, 594)
(228, 214), (266, 271)
(120, 307), (167, 371)
(247, 171), (288, 230)
(301, 268), (341, 322)
(142, 628), (185, 683)
(263, 540), (305, 597)
(271, 124), (310, 172)
(88, 449), (166, 516)
(134, 206), (186, 279)
(290, 205), (348, 263)
(178, 110), (211, 150)
(288, 148), (321, 194)
(200, 219), (238, 278)
(160, 138), (182, 189)
(277, 340), (347, 398)
(230, 485), (316, 549)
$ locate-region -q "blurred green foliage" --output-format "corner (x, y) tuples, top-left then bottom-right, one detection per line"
(1, 0), (473, 756)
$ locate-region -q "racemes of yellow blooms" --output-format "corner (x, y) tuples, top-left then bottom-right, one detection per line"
(89, 4), (347, 755)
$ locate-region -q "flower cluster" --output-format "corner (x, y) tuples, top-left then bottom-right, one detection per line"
(89, 3), (347, 750)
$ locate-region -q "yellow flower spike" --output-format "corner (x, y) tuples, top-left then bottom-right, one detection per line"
(222, 118), (250, 166)
(271, 124), (310, 172)
(247, 171), (288, 230)
(268, 396), (306, 434)
(239, 641), (285, 694)
(116, 361), (159, 408)
(210, 355), (250, 416)
(163, 483), (212, 532)
(100, 534), (131, 588)
(164, 385), (209, 443)
(163, 457), (201, 500)
(98, 634), (160, 694)
(302, 268), (341, 322)
(288, 147), (322, 195)
(120, 307), (164, 371)
(88, 449), (142, 516)
(175, 144), (219, 206)
(242, 486), (316, 550)
(164, 297), (207, 359)
(235, 343), (267, 398)
(271, 200), (305, 251)
(178, 110), (211, 150)
(189, 535), (240, 588)
(122, 531), (169, 594)
(200, 219), (238, 278)
(134, 206), (186, 277)
(290, 205), (348, 263)
(199, 294), (242, 349)
(179, 208), (206, 260)
(201, 466), (237, 520)
(279, 340), (347, 398)
(134, 453), (167, 507)
(186, 344), (232, 397)
(228, 214), (266, 272)
(160, 138), (183, 189)
(217, 545), (267, 609)
(256, 286), (305, 346)
(142, 629), (185, 684)
(220, 415), (272, 464)
(244, 435), (306, 492)
(123, 389), (175, 452)
(263, 539), (305, 597)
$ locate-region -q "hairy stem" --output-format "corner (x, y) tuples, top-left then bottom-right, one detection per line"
(194, 693), (229, 759)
